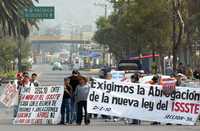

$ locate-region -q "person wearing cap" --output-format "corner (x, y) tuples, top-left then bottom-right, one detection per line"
(60, 77), (73, 125)
(68, 70), (81, 123)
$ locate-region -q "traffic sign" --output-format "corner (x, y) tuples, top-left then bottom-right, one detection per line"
(24, 6), (55, 19)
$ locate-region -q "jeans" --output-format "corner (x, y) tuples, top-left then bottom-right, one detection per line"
(13, 105), (19, 118)
(60, 98), (71, 123)
(71, 96), (76, 122)
(76, 101), (90, 125)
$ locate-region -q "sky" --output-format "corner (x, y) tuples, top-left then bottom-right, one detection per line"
(34, 0), (112, 33)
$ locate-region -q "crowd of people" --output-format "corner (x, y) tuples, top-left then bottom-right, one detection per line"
(12, 62), (200, 126)
(60, 70), (90, 125)
(13, 70), (91, 126)
(13, 72), (39, 117)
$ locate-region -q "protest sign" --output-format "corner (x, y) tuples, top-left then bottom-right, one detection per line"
(111, 71), (125, 81)
(160, 78), (177, 96)
(87, 78), (200, 125)
(0, 83), (18, 107)
(13, 86), (63, 125)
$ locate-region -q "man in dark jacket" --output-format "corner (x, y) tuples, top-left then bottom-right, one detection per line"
(68, 70), (80, 123)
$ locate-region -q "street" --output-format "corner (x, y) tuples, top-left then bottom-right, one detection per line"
(32, 64), (97, 85)
(0, 64), (200, 130)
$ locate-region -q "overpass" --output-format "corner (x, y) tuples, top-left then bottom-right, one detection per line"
(30, 34), (92, 45)
(30, 34), (94, 63)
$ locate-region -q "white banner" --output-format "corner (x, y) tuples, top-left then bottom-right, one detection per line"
(87, 78), (200, 125)
(0, 83), (18, 107)
(13, 86), (64, 125)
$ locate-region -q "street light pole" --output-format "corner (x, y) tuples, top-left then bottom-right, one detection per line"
(17, 38), (22, 72)
(94, 2), (109, 65)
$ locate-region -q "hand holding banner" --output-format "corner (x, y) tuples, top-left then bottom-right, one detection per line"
(13, 86), (63, 125)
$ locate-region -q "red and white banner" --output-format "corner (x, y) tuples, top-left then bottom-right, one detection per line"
(88, 78), (200, 125)
(13, 86), (64, 125)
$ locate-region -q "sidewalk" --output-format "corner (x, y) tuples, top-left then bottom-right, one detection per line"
(0, 107), (13, 125)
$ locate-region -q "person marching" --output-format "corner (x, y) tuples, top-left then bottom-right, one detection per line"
(129, 74), (141, 125)
(29, 73), (39, 87)
(68, 70), (80, 123)
(75, 76), (90, 125)
(60, 77), (73, 125)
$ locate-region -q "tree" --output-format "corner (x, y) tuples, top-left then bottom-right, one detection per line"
(0, 0), (38, 38)
(0, 38), (16, 72)
(95, 0), (172, 68)
(0, 0), (39, 72)
(0, 38), (32, 72)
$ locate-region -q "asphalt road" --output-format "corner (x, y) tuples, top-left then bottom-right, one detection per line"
(0, 64), (200, 130)
(32, 64), (97, 85)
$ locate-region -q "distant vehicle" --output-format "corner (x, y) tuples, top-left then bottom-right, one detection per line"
(118, 60), (143, 71)
(117, 60), (144, 78)
(52, 62), (63, 71)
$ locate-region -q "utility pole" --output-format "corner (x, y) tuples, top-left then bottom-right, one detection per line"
(94, 2), (109, 65)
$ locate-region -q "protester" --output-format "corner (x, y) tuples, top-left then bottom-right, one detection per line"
(128, 74), (141, 125)
(68, 70), (80, 123)
(22, 72), (30, 87)
(30, 73), (39, 87)
(60, 77), (73, 125)
(193, 66), (200, 79)
(105, 72), (112, 80)
(175, 73), (182, 86)
(177, 62), (185, 74)
(165, 64), (173, 76)
(13, 72), (23, 118)
(75, 76), (90, 125)
(148, 75), (161, 125)
(185, 65), (193, 79)
(148, 75), (160, 85)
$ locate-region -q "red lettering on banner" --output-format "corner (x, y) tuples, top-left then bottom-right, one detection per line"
(45, 94), (61, 100)
(17, 113), (29, 118)
(37, 112), (49, 118)
(25, 95), (34, 100)
(23, 95), (44, 101)
(172, 102), (200, 114)
(39, 95), (44, 100)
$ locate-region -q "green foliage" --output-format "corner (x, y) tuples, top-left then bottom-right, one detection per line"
(96, 0), (200, 68)
(0, 0), (39, 38)
(0, 38), (32, 72)
(0, 38), (16, 69)
(0, 71), (16, 79)
(94, 0), (172, 61)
